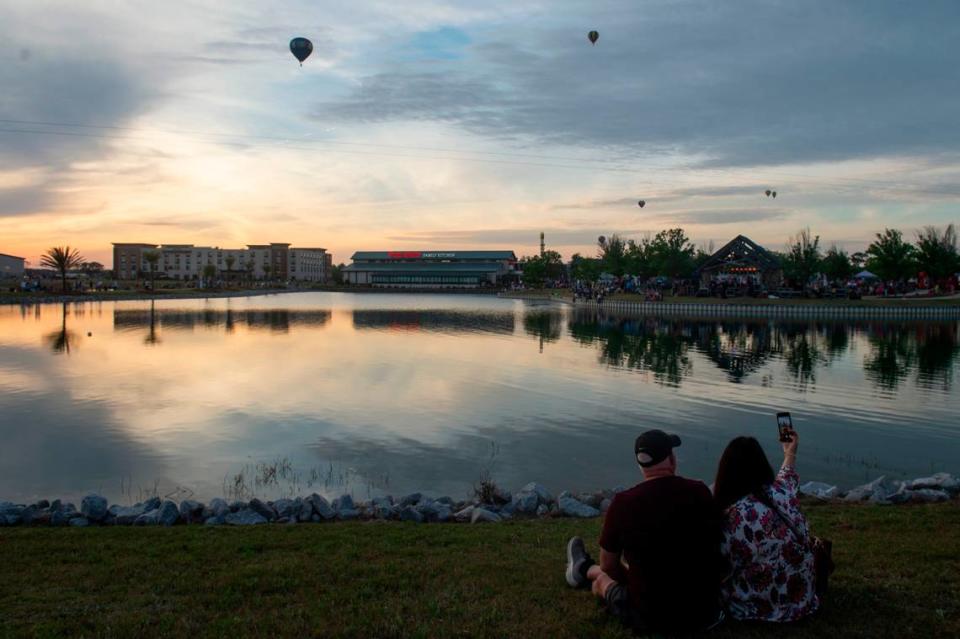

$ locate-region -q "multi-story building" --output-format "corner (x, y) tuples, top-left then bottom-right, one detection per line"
(0, 252), (26, 279)
(112, 242), (330, 282)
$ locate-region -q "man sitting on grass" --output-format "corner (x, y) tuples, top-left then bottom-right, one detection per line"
(565, 429), (725, 634)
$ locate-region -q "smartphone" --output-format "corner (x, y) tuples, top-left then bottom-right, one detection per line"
(776, 412), (793, 442)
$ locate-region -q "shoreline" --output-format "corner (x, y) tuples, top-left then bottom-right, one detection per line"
(498, 290), (960, 319)
(0, 287), (503, 306)
(2, 472), (955, 528)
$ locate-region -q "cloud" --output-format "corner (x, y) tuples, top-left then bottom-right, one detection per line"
(387, 227), (647, 246)
(0, 185), (55, 216)
(314, 2), (960, 167)
(659, 208), (789, 225)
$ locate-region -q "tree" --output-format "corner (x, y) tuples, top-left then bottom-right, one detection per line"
(821, 245), (854, 281)
(692, 240), (715, 273)
(143, 250), (160, 290)
(866, 228), (915, 281)
(850, 251), (868, 272)
(80, 261), (104, 273)
(914, 224), (958, 281)
(203, 263), (217, 287)
(245, 259), (255, 285)
(625, 237), (653, 278)
(332, 262), (346, 285)
(519, 254), (545, 287)
(262, 264), (272, 283)
(40, 246), (84, 293)
(782, 228), (822, 288)
(649, 228), (696, 278)
(519, 251), (563, 287)
(225, 255), (236, 280)
(598, 234), (628, 276)
(570, 253), (602, 282)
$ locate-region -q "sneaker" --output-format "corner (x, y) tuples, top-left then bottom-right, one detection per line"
(565, 536), (594, 588)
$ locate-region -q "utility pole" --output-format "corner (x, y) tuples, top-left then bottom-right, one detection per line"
(540, 232), (545, 257)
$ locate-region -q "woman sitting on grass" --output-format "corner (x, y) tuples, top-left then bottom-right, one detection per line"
(713, 429), (819, 622)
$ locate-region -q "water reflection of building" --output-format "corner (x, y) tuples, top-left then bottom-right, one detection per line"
(343, 251), (518, 288)
(113, 308), (332, 333)
(351, 310), (515, 334)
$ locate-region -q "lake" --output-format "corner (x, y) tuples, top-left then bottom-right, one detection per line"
(1, 292), (957, 504)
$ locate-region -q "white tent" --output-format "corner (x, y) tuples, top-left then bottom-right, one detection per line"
(854, 270), (878, 279)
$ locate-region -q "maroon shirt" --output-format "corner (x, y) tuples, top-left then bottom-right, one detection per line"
(599, 475), (723, 630)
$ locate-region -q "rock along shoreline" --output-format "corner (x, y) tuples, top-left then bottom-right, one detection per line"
(1, 474), (957, 529)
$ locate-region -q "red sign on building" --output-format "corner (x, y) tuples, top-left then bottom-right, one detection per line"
(387, 251), (423, 259)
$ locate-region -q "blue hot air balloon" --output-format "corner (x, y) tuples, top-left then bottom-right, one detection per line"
(289, 37), (313, 66)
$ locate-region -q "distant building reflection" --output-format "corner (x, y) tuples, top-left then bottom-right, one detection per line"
(113, 308), (332, 335)
(351, 309), (515, 335)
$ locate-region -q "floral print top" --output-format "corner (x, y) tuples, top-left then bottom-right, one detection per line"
(720, 465), (819, 622)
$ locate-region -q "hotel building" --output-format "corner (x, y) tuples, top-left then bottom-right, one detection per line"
(112, 242), (331, 282)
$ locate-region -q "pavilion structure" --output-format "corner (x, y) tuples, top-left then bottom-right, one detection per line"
(695, 235), (782, 289)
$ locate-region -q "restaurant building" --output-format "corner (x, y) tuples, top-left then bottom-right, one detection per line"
(344, 250), (518, 288)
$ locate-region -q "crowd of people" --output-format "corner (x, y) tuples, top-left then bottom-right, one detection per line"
(564, 425), (826, 635)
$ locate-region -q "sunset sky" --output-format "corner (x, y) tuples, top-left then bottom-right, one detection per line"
(2, 1), (959, 267)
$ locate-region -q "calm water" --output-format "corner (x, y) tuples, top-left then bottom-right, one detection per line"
(1, 293), (958, 504)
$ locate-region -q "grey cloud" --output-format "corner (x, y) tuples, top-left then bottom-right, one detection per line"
(552, 197), (637, 210)
(314, 1), (960, 167)
(387, 227), (647, 246)
(0, 46), (162, 218)
(660, 208), (788, 225)
(0, 186), (54, 216)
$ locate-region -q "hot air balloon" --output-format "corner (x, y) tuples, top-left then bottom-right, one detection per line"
(598, 235), (606, 246)
(588, 31), (599, 45)
(637, 200), (646, 208)
(772, 191), (777, 198)
(765, 189), (771, 197)
(289, 37), (313, 66)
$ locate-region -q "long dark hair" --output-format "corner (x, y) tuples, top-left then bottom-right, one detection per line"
(713, 436), (775, 511)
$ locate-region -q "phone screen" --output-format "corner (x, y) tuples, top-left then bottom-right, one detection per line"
(776, 412), (793, 442)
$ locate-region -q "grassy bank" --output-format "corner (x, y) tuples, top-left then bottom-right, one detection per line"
(500, 289), (960, 307)
(1, 501), (957, 638)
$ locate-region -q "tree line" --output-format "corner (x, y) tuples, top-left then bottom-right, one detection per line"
(519, 224), (959, 287)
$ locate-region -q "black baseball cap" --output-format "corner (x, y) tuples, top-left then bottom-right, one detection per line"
(634, 429), (682, 467)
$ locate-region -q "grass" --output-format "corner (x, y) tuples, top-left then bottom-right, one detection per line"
(1, 501), (957, 638)
(500, 289), (960, 307)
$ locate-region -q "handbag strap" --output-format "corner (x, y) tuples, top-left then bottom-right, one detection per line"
(752, 488), (809, 547)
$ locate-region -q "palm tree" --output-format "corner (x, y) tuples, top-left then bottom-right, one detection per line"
(40, 246), (84, 293)
(45, 303), (77, 354)
(225, 255), (236, 285)
(143, 250), (160, 290)
(202, 263), (217, 288)
(245, 259), (255, 285)
(263, 264), (272, 283)
(144, 300), (161, 345)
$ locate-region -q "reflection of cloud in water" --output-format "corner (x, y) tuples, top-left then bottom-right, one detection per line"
(351, 309), (515, 335)
(0, 344), (168, 503)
